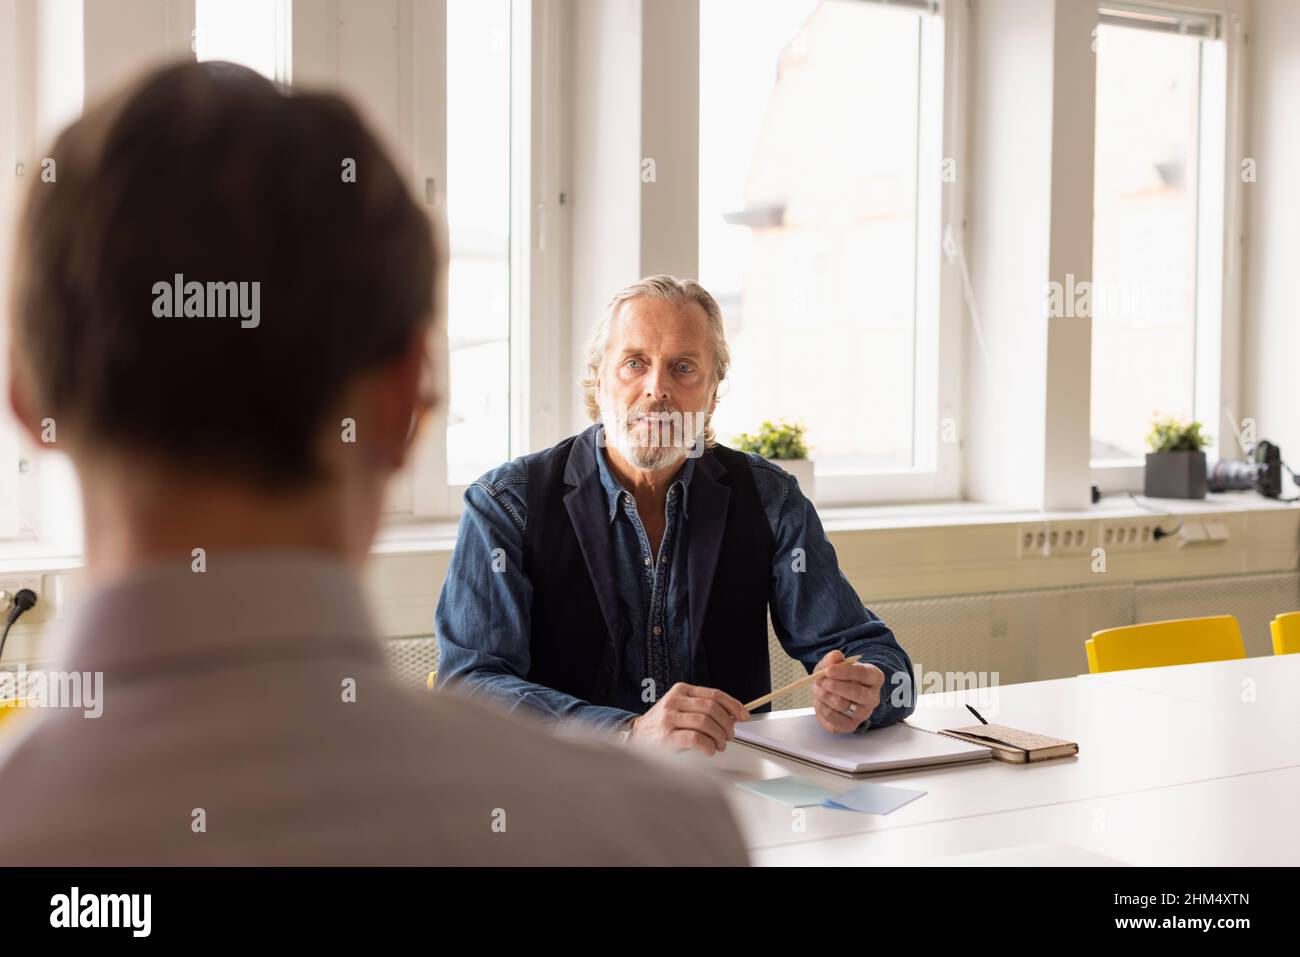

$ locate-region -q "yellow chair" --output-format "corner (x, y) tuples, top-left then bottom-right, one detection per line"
(0, 698), (29, 726)
(1086, 615), (1246, 673)
(1271, 612), (1300, 656)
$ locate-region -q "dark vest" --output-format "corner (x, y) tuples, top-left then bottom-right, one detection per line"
(520, 427), (776, 714)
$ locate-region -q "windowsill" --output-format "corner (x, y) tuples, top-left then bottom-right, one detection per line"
(371, 489), (1298, 548)
(0, 539), (84, 574)
(816, 490), (1297, 532)
(0, 491), (1293, 573)
(370, 517), (462, 554)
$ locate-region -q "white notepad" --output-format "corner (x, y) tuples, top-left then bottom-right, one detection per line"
(734, 711), (992, 776)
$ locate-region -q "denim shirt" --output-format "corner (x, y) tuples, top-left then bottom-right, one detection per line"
(435, 425), (916, 733)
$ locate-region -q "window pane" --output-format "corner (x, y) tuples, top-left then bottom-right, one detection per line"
(1091, 25), (1202, 461)
(700, 0), (924, 472)
(446, 0), (511, 485)
(195, 0), (287, 81)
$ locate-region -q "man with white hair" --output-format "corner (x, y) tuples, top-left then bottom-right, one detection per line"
(436, 276), (915, 755)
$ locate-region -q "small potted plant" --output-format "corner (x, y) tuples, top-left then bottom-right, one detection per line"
(1144, 414), (1210, 499)
(733, 419), (813, 498)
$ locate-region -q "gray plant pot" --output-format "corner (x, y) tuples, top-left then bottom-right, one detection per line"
(1144, 451), (1207, 499)
(765, 457), (814, 501)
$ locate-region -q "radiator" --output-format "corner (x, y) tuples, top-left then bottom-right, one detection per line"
(386, 571), (1300, 714)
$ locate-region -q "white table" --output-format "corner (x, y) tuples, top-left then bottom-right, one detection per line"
(679, 655), (1300, 865)
(1085, 653), (1300, 724)
(751, 765), (1300, 866)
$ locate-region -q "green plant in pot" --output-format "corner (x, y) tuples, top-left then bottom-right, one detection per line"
(733, 419), (814, 499)
(1144, 415), (1210, 499)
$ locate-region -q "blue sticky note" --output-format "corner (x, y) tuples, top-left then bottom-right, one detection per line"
(821, 781), (926, 815)
(736, 776), (840, 808)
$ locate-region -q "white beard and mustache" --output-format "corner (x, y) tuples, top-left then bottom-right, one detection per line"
(598, 396), (708, 471)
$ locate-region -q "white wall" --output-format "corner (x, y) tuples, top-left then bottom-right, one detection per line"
(638, 0), (698, 283)
(566, 0), (699, 437)
(524, 0), (574, 450)
(81, 0), (190, 100)
(962, 0), (1096, 511)
(1242, 0), (1300, 465)
(1041, 0), (1096, 510)
(0, 0), (20, 538)
(568, 0), (642, 434)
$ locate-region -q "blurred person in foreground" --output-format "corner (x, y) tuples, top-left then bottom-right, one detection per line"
(0, 60), (745, 866)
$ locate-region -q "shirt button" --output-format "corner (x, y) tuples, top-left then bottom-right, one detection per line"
(624, 494), (633, 505)
(643, 556), (651, 566)
(653, 625), (663, 635)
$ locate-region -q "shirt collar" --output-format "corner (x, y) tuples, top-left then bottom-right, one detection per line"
(594, 424), (697, 523)
(50, 550), (383, 676)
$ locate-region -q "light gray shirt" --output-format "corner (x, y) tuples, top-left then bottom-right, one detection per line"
(0, 551), (747, 865)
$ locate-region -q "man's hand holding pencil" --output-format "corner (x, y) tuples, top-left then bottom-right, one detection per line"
(629, 649), (885, 756)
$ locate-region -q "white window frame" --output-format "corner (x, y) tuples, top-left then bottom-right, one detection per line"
(284, 0), (562, 522)
(0, 0), (23, 540)
(1087, 0), (1244, 496)
(0, 0), (102, 547)
(2, 0), (1251, 545)
(393, 0), (565, 521)
(687, 0), (965, 508)
(810, 0), (965, 506)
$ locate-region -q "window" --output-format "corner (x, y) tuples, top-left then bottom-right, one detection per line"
(0, 199), (16, 539)
(196, 7), (513, 516)
(699, 0), (952, 502)
(386, 0), (523, 517)
(195, 0), (291, 83)
(445, 0), (512, 487)
(0, 0), (530, 538)
(1090, 7), (1226, 466)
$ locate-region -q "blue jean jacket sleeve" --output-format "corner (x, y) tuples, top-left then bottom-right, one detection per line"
(756, 460), (917, 730)
(434, 477), (637, 733)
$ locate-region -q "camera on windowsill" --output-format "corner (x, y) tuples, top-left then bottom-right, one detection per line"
(1207, 440), (1292, 498)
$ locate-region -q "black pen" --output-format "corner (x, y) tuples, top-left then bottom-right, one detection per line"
(966, 704), (989, 725)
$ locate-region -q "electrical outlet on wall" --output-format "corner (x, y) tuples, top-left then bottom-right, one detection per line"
(0, 577), (44, 622)
(1096, 518), (1174, 552)
(1017, 523), (1091, 558)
